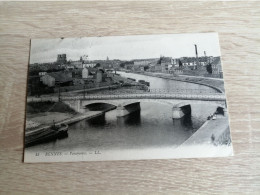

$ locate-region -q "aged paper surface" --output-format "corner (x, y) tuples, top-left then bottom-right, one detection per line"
(24, 33), (233, 162)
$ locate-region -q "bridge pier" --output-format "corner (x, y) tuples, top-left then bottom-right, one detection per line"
(223, 108), (228, 117)
(172, 107), (185, 119)
(117, 102), (140, 117)
(172, 104), (191, 119)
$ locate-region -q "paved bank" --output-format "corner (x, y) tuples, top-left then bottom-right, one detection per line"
(180, 117), (230, 146)
(26, 111), (103, 136)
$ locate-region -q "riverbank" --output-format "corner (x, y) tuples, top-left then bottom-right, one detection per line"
(25, 111), (103, 147)
(131, 71), (225, 93)
(26, 111), (103, 134)
(26, 100), (105, 133)
(180, 116), (231, 146)
(26, 101), (78, 129)
(26, 101), (77, 114)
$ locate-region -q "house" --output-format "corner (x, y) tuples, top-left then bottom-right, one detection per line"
(158, 57), (173, 73)
(146, 61), (158, 72)
(73, 78), (85, 85)
(39, 72), (47, 81)
(41, 74), (55, 87)
(211, 57), (223, 77)
(82, 67), (89, 79)
(39, 72), (47, 76)
(65, 64), (74, 70)
(132, 65), (141, 72)
(72, 68), (83, 78)
(154, 64), (162, 72)
(96, 69), (105, 83)
(82, 67), (95, 79)
(133, 59), (158, 66)
(83, 63), (95, 68)
(41, 71), (73, 87)
(173, 67), (183, 75)
(179, 56), (211, 68)
(71, 61), (83, 69)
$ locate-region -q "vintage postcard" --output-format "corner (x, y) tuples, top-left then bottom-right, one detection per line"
(24, 33), (233, 162)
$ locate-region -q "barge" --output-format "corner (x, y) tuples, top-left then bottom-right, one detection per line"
(25, 124), (68, 147)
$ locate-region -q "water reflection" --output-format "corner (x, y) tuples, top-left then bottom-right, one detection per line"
(117, 110), (141, 126)
(182, 113), (193, 127)
(87, 113), (106, 127)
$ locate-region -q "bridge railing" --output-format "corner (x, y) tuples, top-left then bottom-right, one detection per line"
(60, 93), (226, 101)
(75, 88), (221, 96)
(148, 88), (219, 94)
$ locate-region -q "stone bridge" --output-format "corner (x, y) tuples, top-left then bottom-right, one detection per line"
(62, 97), (226, 118)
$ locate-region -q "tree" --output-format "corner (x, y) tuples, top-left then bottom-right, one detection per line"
(179, 60), (183, 67)
(144, 65), (149, 71)
(94, 63), (101, 68)
(119, 63), (125, 68)
(206, 63), (212, 74)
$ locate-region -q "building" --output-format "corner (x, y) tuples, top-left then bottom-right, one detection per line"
(41, 74), (55, 87)
(83, 63), (95, 68)
(82, 67), (89, 79)
(179, 56), (210, 68)
(133, 58), (158, 66)
(159, 57), (173, 73)
(132, 65), (141, 72)
(39, 72), (47, 82)
(65, 64), (74, 70)
(72, 68), (83, 78)
(82, 67), (95, 79)
(39, 72), (47, 76)
(96, 69), (104, 83)
(211, 57), (223, 77)
(71, 61), (83, 69)
(173, 67), (183, 75)
(73, 78), (85, 86)
(41, 71), (73, 87)
(154, 64), (162, 72)
(57, 54), (67, 64)
(27, 76), (41, 96)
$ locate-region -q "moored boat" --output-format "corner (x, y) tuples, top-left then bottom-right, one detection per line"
(25, 123), (68, 147)
(51, 123), (68, 136)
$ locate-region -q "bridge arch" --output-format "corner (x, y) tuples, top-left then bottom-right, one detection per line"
(172, 101), (227, 119)
(84, 102), (117, 112)
(215, 106), (227, 116)
(117, 102), (141, 117)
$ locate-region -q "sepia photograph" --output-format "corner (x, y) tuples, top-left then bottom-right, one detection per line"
(24, 33), (233, 162)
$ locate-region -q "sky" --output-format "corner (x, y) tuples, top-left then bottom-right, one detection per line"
(30, 33), (221, 64)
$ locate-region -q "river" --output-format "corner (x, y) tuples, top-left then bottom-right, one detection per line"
(118, 71), (219, 92)
(27, 72), (219, 152)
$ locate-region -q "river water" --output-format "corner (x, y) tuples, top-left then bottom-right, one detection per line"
(27, 72), (219, 152)
(118, 71), (218, 93)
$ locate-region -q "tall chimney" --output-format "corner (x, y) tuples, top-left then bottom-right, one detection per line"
(195, 44), (198, 58)
(194, 44), (200, 69)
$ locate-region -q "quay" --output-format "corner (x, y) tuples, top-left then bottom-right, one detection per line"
(180, 116), (230, 146)
(26, 111), (103, 137)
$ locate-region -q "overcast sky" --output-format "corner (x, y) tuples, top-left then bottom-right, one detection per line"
(30, 33), (221, 64)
